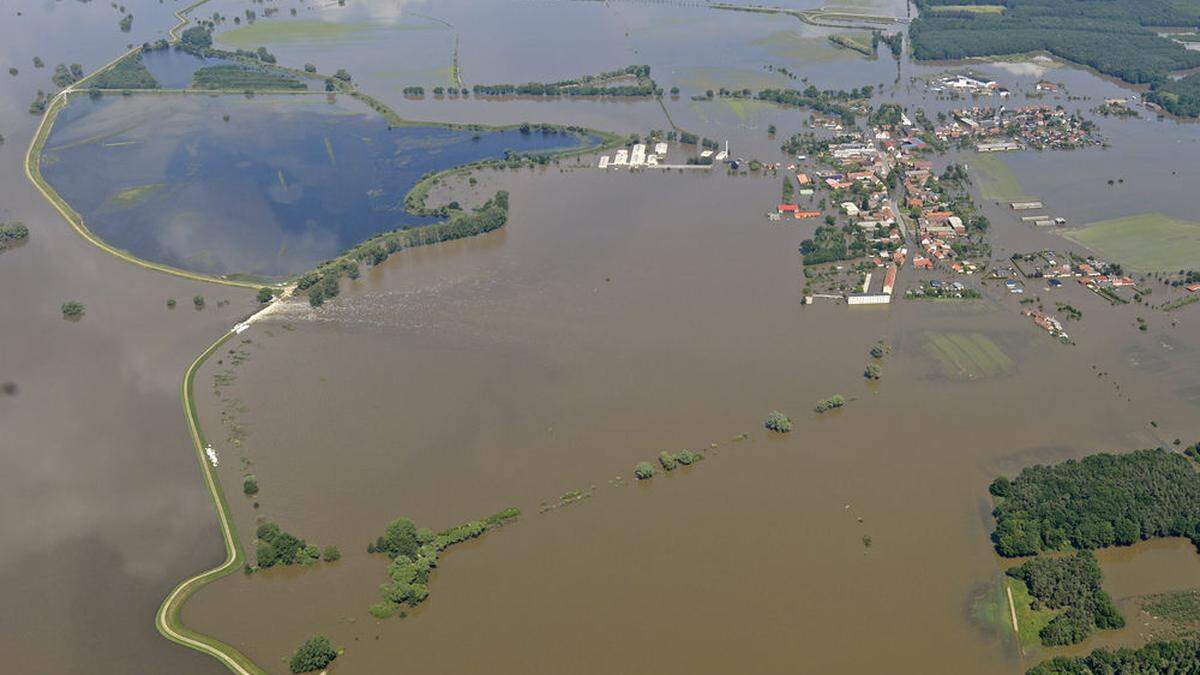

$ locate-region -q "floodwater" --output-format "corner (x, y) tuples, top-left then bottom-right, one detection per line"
(0, 2), (253, 672)
(41, 93), (587, 278)
(4, 0), (1200, 673)
(183, 165), (1198, 673)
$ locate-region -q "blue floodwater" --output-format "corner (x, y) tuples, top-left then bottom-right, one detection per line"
(140, 49), (240, 89)
(41, 94), (591, 278)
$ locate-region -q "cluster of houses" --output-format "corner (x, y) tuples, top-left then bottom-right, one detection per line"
(934, 105), (1101, 151)
(1022, 308), (1069, 340)
(1011, 251), (1134, 290)
(899, 161), (984, 277)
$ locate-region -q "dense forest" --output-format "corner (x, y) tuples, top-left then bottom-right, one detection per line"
(989, 449), (1200, 557)
(1028, 639), (1200, 674)
(910, 0), (1200, 84)
(1147, 73), (1200, 117)
(1006, 551), (1124, 646)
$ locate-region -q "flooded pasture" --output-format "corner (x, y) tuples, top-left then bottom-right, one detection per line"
(40, 93), (587, 278)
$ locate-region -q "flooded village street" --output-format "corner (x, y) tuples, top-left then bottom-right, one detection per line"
(2, 0), (1200, 673)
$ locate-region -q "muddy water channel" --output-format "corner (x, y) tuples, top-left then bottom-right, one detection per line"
(184, 165), (1198, 673)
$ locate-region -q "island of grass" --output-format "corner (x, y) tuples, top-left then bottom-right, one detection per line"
(989, 448), (1200, 557)
(1064, 213), (1200, 273)
(367, 507), (520, 616)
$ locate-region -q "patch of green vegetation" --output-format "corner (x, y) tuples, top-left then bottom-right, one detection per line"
(971, 154), (1032, 202)
(61, 300), (85, 318)
(288, 634), (337, 673)
(1143, 589), (1200, 626)
(1010, 577), (1058, 650)
(254, 521), (319, 568)
(367, 506), (520, 615)
(634, 462), (656, 480)
(989, 449), (1200, 557)
(89, 54), (158, 89)
(1007, 551), (1124, 646)
(1065, 213), (1200, 273)
(814, 395), (846, 413)
(1028, 638), (1200, 673)
(658, 451), (678, 471)
(191, 64), (306, 90)
(0, 221), (29, 250)
(105, 183), (164, 208)
(923, 332), (1013, 380)
(910, 0), (1200, 85)
(765, 410), (793, 432)
(829, 32), (876, 57)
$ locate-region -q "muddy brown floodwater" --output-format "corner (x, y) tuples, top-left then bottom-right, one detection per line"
(5, 0), (1200, 672)
(183, 165), (1198, 674)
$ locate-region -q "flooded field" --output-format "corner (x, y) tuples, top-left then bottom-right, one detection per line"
(40, 93), (586, 278)
(182, 167), (1198, 673)
(4, 0), (1200, 672)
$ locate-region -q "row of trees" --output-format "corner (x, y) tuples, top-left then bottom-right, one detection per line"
(472, 64), (657, 97)
(190, 64), (305, 90)
(1029, 639), (1200, 674)
(989, 449), (1200, 557)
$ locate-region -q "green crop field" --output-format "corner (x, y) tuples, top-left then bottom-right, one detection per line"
(1064, 213), (1200, 272)
(923, 331), (1014, 380)
(970, 154), (1031, 202)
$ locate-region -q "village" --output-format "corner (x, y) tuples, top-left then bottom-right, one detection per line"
(934, 104), (1103, 151)
(768, 110), (999, 306)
